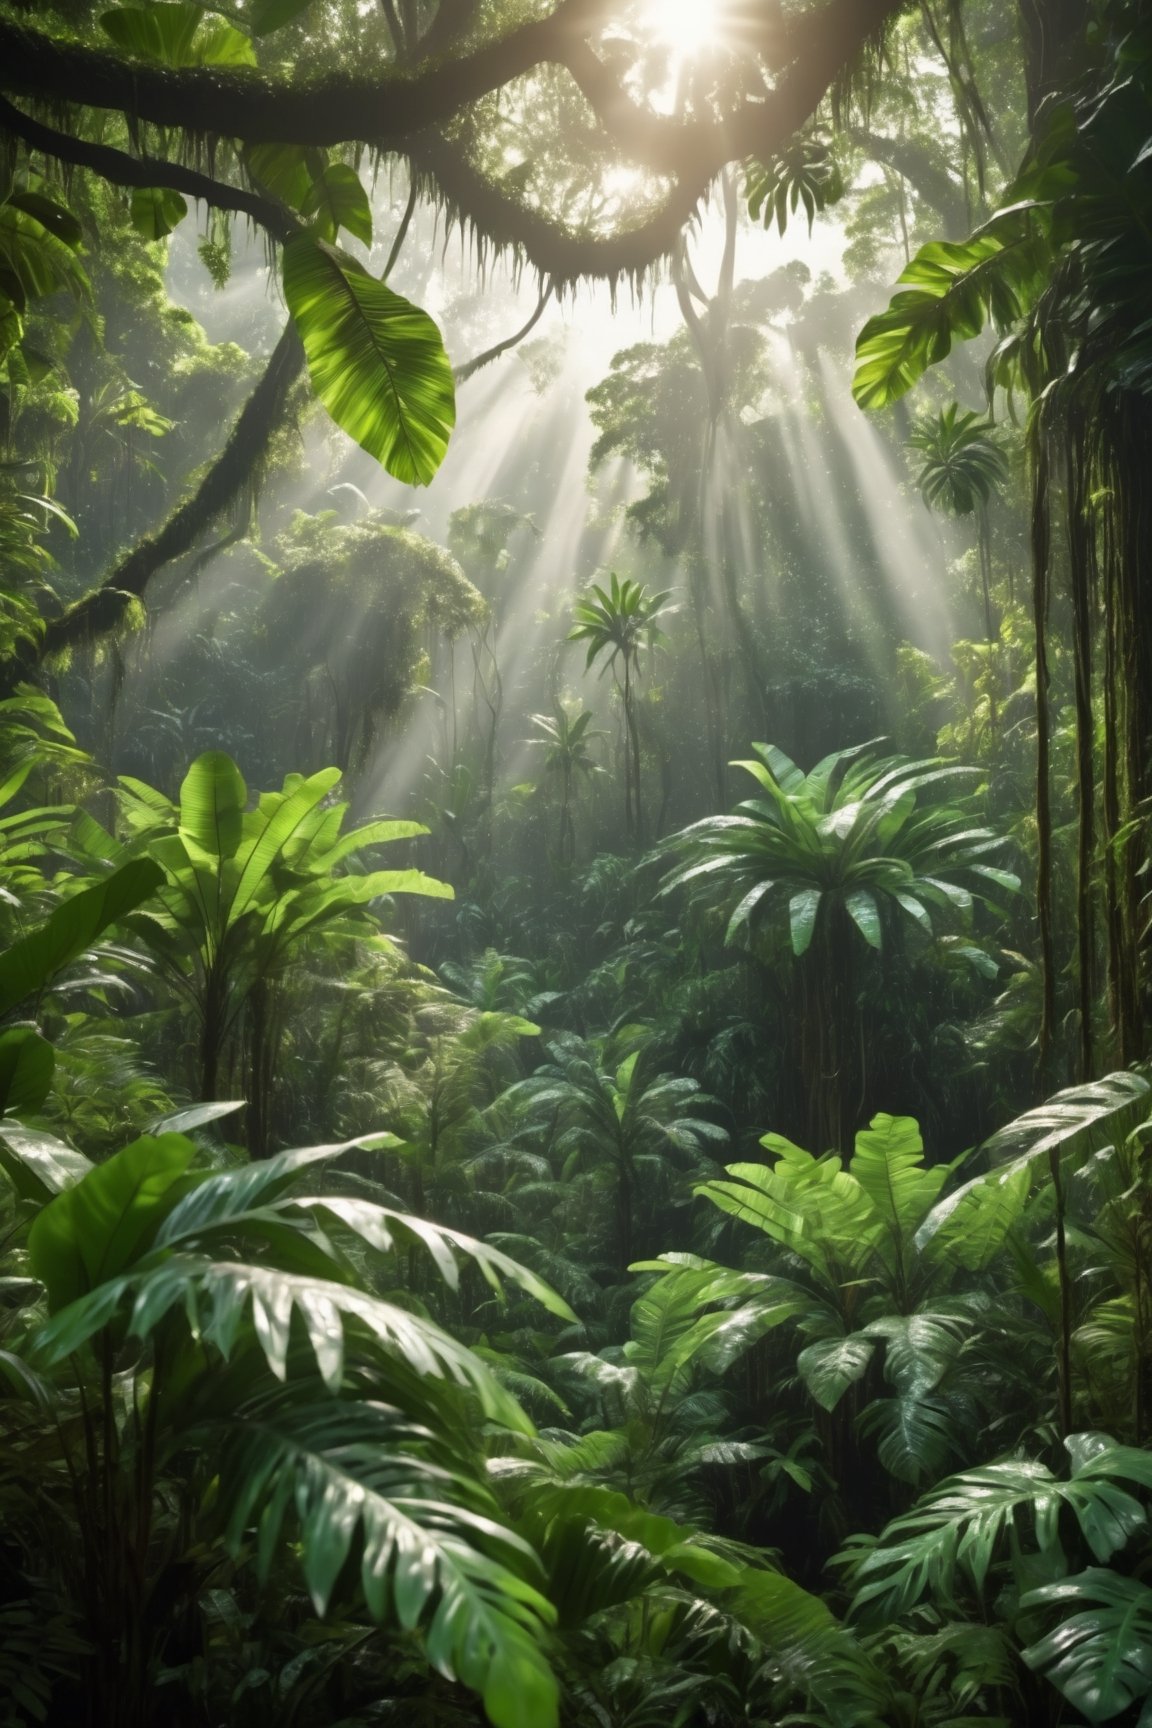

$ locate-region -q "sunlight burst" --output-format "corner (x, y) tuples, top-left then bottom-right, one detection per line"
(642, 0), (723, 55)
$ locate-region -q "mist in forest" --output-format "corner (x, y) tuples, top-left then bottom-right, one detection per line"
(3, 3), (1150, 1726)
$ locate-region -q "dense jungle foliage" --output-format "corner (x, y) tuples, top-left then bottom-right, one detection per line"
(2, 0), (1152, 1724)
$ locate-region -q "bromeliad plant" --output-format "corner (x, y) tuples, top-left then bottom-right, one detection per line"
(0, 1120), (574, 1728)
(661, 740), (1019, 1148)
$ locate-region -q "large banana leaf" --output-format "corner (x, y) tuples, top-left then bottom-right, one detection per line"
(0, 858), (163, 1015)
(229, 765), (341, 921)
(178, 751), (247, 863)
(28, 1131), (199, 1309)
(283, 234), (455, 484)
(100, 4), (257, 66)
(303, 163), (373, 247)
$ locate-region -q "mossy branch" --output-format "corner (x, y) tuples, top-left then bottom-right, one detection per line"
(39, 324), (304, 665)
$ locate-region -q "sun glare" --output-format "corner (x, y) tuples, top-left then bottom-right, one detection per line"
(642, 0), (722, 55)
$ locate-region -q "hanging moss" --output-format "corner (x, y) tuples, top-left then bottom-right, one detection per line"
(256, 510), (486, 772)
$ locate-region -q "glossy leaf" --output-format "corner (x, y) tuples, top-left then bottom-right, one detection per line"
(177, 751), (247, 863)
(0, 859), (163, 1016)
(0, 1026), (54, 1117)
(100, 4), (257, 66)
(1022, 1569), (1152, 1723)
(304, 163), (373, 247)
(797, 1333), (875, 1411)
(0, 1123), (92, 1203)
(283, 235), (455, 484)
(216, 1392), (558, 1728)
(129, 186), (189, 241)
(28, 1132), (199, 1311)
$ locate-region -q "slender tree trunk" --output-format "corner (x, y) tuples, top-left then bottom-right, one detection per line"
(1032, 435), (1056, 1077)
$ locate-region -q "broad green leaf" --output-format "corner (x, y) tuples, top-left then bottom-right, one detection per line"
(193, 15), (257, 62)
(130, 186), (189, 241)
(178, 751), (247, 863)
(844, 887), (882, 949)
(282, 234), (455, 485)
(7, 192), (83, 250)
(789, 887), (821, 955)
(0, 1027), (54, 1117)
(0, 1123), (92, 1203)
(0, 203), (90, 306)
(229, 766), (340, 922)
(848, 1439), (1152, 1626)
(695, 1167), (805, 1246)
(1023, 1569), (1152, 1723)
(915, 1158), (1032, 1269)
(100, 4), (256, 66)
(864, 1312), (968, 1399)
(153, 1136), (396, 1246)
(850, 1113), (946, 1244)
(0, 859), (164, 1016)
(853, 216), (1050, 409)
(980, 1071), (1152, 1169)
(121, 1257), (531, 1427)
(245, 142), (317, 210)
(216, 1394), (558, 1728)
(797, 1334), (875, 1411)
(28, 1132), (199, 1311)
(858, 1391), (960, 1485)
(100, 3), (207, 62)
(149, 1100), (246, 1136)
(304, 163), (373, 247)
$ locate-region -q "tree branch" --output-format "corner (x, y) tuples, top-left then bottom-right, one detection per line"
(40, 324), (305, 663)
(454, 281), (555, 383)
(0, 94), (298, 242)
(0, 0), (908, 175)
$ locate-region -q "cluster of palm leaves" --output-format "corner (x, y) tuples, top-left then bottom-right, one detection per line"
(0, 691), (1148, 1728)
(661, 740), (1019, 1147)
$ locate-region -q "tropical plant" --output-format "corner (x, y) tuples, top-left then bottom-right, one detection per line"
(527, 708), (605, 866)
(500, 1030), (726, 1274)
(569, 575), (672, 843)
(746, 132), (844, 237)
(661, 740), (1019, 1147)
(0, 1120), (575, 1728)
(854, 0), (1152, 1068)
(635, 1114), (997, 1500)
(70, 751), (452, 1153)
(906, 403), (1009, 639)
(843, 1432), (1152, 1726)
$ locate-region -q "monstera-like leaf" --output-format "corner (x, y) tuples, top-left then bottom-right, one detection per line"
(283, 235), (456, 484)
